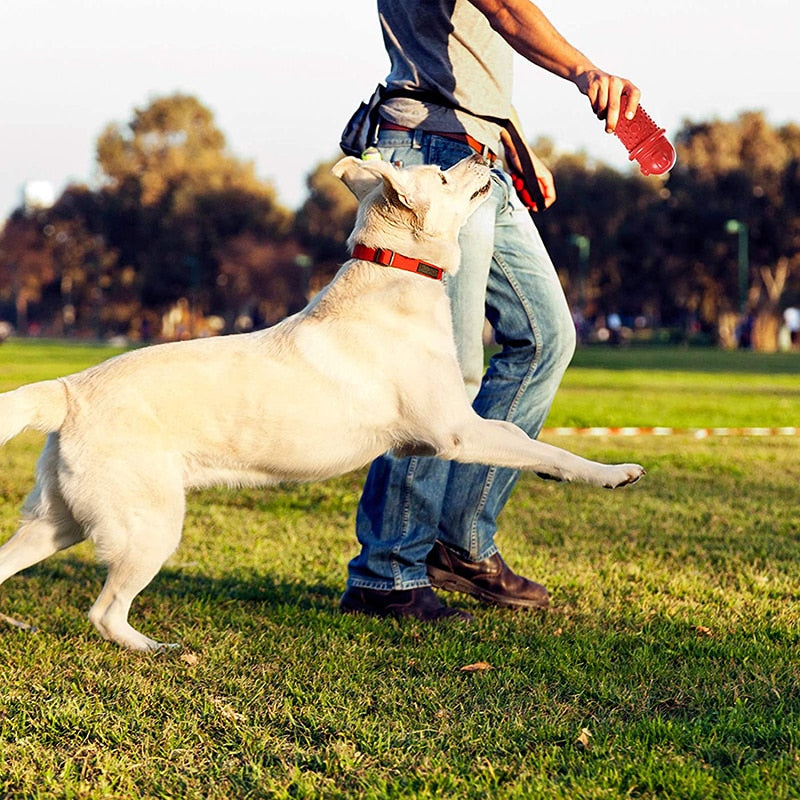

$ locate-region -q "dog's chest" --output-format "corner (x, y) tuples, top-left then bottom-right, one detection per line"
(294, 304), (455, 386)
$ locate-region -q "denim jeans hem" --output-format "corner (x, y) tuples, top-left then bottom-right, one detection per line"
(347, 577), (432, 592)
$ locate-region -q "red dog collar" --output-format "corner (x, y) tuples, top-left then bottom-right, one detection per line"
(351, 244), (444, 281)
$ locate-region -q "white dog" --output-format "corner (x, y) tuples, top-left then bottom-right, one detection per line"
(0, 154), (644, 650)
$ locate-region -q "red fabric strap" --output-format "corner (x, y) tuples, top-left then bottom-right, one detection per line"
(351, 244), (444, 281)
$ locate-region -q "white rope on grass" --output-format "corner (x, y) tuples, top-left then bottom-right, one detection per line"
(541, 426), (799, 438)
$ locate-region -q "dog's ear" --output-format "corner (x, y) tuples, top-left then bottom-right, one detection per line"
(332, 156), (415, 208)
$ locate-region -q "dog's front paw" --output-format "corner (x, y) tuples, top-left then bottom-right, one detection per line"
(602, 463), (646, 489)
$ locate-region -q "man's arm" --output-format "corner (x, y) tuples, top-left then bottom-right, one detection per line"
(468, 0), (640, 132)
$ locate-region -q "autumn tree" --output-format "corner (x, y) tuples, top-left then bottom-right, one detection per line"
(534, 113), (800, 349)
(3, 103), (798, 348)
(0, 94), (297, 338)
(215, 234), (308, 330)
(535, 145), (662, 321)
(293, 157), (358, 289)
(94, 93), (292, 314)
(667, 112), (800, 348)
(0, 213), (58, 333)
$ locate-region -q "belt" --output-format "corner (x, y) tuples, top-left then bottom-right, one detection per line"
(380, 121), (498, 164)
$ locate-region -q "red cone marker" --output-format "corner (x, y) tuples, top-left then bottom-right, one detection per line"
(614, 96), (676, 176)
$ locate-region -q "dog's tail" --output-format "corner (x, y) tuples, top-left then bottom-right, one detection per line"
(0, 380), (68, 447)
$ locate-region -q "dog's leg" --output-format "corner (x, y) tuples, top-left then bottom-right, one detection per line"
(0, 515), (85, 585)
(85, 472), (186, 652)
(440, 416), (645, 488)
(1, 436), (86, 585)
(88, 517), (183, 652)
(0, 476), (85, 586)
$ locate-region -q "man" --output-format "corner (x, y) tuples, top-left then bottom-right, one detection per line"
(340, 0), (641, 621)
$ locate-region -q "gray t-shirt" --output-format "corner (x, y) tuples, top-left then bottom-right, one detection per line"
(378, 0), (513, 151)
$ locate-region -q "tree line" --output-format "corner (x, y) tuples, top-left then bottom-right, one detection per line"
(1, 93), (798, 351)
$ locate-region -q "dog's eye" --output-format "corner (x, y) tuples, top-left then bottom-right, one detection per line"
(439, 173), (448, 185)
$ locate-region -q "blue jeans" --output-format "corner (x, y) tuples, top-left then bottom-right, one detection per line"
(347, 128), (576, 590)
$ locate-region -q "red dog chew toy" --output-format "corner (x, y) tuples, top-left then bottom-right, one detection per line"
(614, 96), (677, 176)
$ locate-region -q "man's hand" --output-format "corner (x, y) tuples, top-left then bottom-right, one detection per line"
(530, 150), (556, 209)
(573, 69), (641, 133)
(500, 126), (556, 211)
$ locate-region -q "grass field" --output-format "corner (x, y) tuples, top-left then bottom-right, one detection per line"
(1, 339), (799, 799)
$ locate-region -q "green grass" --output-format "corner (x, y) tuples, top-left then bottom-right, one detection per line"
(1, 339), (799, 798)
(547, 346), (799, 429)
(0, 339), (129, 392)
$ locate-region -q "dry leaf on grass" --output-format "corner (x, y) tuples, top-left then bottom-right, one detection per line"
(575, 728), (592, 749)
(695, 625), (714, 637)
(211, 696), (246, 723)
(459, 661), (493, 672)
(180, 652), (200, 666)
(219, 705), (246, 723)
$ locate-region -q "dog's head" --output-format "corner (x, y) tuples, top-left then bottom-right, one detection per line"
(332, 154), (492, 274)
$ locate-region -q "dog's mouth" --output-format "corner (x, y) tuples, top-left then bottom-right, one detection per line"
(470, 179), (492, 201)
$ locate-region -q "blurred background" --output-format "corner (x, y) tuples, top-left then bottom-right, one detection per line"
(0, 0), (797, 351)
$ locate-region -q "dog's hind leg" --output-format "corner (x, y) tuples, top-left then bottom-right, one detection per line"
(86, 472), (186, 652)
(0, 487), (85, 586)
(88, 513), (184, 652)
(0, 513), (85, 586)
(0, 437), (86, 586)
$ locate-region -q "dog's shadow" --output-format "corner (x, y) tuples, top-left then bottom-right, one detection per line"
(14, 554), (342, 621)
(161, 565), (340, 611)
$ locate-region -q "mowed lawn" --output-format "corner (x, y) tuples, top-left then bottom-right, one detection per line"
(0, 339), (799, 799)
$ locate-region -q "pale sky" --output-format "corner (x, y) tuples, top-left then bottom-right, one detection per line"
(1, 0), (796, 218)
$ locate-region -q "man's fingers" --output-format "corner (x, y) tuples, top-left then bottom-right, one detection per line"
(593, 83), (609, 120)
(605, 84), (622, 132)
(622, 86), (642, 119)
(540, 176), (556, 208)
(600, 78), (642, 132)
(575, 69), (643, 131)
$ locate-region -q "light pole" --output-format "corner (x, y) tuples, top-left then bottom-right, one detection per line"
(725, 219), (749, 312)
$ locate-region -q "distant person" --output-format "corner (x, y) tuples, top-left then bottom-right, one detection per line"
(606, 313), (623, 346)
(340, 0), (642, 621)
(738, 313), (754, 350)
(783, 307), (800, 349)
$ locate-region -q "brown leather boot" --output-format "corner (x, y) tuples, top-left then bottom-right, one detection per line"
(426, 540), (550, 609)
(340, 585), (473, 622)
